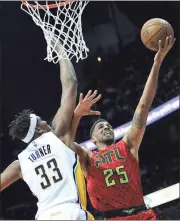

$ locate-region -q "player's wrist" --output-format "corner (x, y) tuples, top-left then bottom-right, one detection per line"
(74, 110), (83, 118)
(154, 57), (164, 66)
(154, 60), (162, 65)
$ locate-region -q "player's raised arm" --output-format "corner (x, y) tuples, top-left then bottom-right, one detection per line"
(71, 90), (101, 141)
(123, 36), (175, 156)
(0, 160), (21, 192)
(69, 90), (101, 171)
(51, 40), (78, 142)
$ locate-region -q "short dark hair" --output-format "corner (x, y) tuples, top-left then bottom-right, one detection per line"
(9, 109), (34, 140)
(90, 119), (108, 138)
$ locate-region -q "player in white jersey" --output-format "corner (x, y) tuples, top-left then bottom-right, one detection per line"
(0, 41), (101, 220)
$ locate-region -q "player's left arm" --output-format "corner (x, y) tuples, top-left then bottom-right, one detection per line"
(123, 36), (175, 156)
(62, 90), (101, 151)
(51, 39), (78, 142)
(63, 90), (101, 172)
(0, 160), (22, 192)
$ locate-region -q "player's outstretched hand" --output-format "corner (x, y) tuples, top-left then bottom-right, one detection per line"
(74, 90), (101, 117)
(154, 36), (175, 64)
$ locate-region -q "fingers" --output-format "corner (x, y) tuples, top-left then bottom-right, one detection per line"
(79, 93), (83, 102)
(84, 90), (92, 100)
(89, 110), (101, 116)
(170, 37), (176, 48)
(82, 89), (101, 105)
(157, 35), (175, 57)
(168, 36), (173, 45)
(164, 36), (175, 49)
(168, 36), (175, 46)
(88, 90), (98, 100)
(83, 89), (100, 101)
(158, 40), (162, 51)
(92, 94), (102, 104)
(164, 36), (169, 49)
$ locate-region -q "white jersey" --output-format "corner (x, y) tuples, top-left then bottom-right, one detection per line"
(18, 132), (85, 219)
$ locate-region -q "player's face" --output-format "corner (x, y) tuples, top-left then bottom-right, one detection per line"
(36, 116), (52, 133)
(92, 121), (115, 146)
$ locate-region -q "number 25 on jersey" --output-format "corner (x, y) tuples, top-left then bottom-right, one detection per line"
(103, 165), (129, 187)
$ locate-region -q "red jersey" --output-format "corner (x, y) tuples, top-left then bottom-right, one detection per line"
(86, 140), (145, 212)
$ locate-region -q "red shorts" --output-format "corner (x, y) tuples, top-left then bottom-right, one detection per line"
(107, 209), (156, 220)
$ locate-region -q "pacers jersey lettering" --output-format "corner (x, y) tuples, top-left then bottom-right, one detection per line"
(28, 144), (51, 162)
(86, 140), (145, 212)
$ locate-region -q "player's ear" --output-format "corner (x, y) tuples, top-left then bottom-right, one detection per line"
(35, 127), (42, 134)
(91, 136), (97, 145)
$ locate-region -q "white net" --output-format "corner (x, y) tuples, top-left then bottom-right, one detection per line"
(21, 1), (89, 63)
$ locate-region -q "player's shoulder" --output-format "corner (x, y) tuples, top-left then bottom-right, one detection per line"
(11, 160), (20, 167)
(73, 142), (93, 160)
(114, 139), (124, 146)
(18, 147), (28, 158)
(115, 139), (128, 150)
(83, 147), (93, 159)
(90, 148), (101, 157)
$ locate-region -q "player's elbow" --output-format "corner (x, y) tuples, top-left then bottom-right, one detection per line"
(69, 75), (77, 84)
(67, 73), (78, 84)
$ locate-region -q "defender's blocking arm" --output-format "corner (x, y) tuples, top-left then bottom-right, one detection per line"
(51, 40), (78, 143)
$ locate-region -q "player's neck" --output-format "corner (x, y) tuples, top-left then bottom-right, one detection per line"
(97, 143), (110, 151)
(29, 133), (42, 143)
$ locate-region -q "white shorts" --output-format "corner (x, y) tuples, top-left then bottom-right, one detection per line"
(36, 203), (93, 220)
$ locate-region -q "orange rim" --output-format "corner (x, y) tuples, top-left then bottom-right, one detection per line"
(21, 1), (73, 9)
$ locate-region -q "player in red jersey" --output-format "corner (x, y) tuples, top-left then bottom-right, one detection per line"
(69, 36), (175, 220)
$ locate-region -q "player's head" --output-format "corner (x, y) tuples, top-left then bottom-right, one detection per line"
(90, 119), (115, 148)
(9, 109), (52, 144)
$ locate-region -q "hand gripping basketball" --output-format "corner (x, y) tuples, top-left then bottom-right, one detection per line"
(154, 36), (176, 64)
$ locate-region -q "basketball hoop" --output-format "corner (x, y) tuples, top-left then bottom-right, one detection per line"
(20, 1), (89, 63)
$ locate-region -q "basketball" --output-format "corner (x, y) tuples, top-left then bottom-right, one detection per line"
(141, 18), (174, 51)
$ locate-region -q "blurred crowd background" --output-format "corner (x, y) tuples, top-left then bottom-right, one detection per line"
(0, 1), (179, 220)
